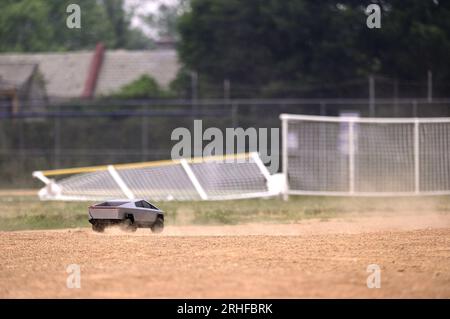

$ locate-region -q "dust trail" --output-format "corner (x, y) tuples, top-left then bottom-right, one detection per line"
(159, 213), (450, 237)
(9, 207), (450, 237)
(76, 211), (450, 237)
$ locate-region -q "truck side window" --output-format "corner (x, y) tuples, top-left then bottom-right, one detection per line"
(144, 201), (157, 209)
(135, 201), (144, 208)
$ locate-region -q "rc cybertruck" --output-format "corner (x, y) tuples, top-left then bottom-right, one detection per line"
(88, 199), (164, 233)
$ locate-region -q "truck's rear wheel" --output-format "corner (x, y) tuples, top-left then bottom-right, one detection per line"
(92, 222), (105, 233)
(151, 216), (164, 233)
(120, 218), (137, 233)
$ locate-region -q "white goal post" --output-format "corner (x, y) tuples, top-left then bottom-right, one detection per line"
(33, 152), (282, 201)
(280, 114), (450, 197)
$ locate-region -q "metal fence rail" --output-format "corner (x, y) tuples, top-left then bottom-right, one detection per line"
(1, 98), (450, 188)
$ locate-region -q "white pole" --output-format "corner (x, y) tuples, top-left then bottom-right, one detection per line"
(281, 116), (289, 200)
(107, 165), (135, 199)
(414, 119), (420, 194)
(180, 159), (208, 200)
(32, 171), (51, 185)
(251, 152), (271, 181)
(348, 120), (355, 194)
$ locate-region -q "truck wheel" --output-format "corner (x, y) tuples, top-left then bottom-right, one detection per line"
(151, 216), (164, 233)
(92, 222), (105, 233)
(120, 219), (137, 233)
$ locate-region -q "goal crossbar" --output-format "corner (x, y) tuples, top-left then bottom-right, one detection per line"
(33, 152), (281, 201)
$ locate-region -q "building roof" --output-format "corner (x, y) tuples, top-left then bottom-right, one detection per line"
(0, 63), (38, 89)
(95, 50), (179, 96)
(0, 52), (92, 98)
(0, 49), (179, 98)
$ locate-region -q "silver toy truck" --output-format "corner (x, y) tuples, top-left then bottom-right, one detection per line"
(88, 199), (164, 233)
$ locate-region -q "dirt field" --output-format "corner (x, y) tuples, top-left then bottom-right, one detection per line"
(1, 213), (449, 298)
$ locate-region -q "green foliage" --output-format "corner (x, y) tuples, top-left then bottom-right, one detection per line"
(143, 0), (190, 40)
(169, 67), (195, 98)
(363, 0), (450, 82)
(177, 0), (450, 96)
(113, 75), (172, 99)
(0, 0), (54, 52)
(0, 0), (151, 52)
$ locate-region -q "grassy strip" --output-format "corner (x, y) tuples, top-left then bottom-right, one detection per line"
(0, 195), (449, 231)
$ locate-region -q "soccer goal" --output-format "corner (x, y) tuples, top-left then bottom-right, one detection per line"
(33, 152), (281, 201)
(280, 114), (450, 197)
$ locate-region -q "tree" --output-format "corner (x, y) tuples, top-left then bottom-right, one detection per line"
(0, 0), (54, 52)
(142, 0), (189, 41)
(0, 0), (151, 52)
(113, 75), (171, 99)
(176, 0), (450, 97)
(361, 0), (450, 82)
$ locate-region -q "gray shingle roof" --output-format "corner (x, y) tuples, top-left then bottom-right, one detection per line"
(95, 49), (179, 96)
(0, 52), (92, 98)
(0, 49), (179, 98)
(0, 63), (37, 89)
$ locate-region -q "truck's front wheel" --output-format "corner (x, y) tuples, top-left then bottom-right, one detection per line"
(151, 216), (164, 233)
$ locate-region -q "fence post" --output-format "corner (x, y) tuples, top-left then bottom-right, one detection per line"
(191, 71), (198, 124)
(320, 102), (326, 116)
(393, 78), (399, 116)
(231, 103), (238, 128)
(427, 70), (433, 103)
(369, 75), (375, 117)
(281, 115), (289, 201)
(191, 71), (198, 101)
(414, 119), (420, 194)
(348, 120), (355, 194)
(17, 119), (25, 174)
(141, 115), (148, 161)
(224, 79), (230, 100)
(0, 119), (6, 154)
(412, 100), (418, 117)
(54, 117), (61, 168)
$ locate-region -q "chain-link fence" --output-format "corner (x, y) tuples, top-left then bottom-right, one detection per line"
(1, 98), (449, 188)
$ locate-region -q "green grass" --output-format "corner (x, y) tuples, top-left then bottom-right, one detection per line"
(0, 194), (450, 231)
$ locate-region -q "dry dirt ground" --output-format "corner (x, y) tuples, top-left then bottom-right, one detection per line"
(1, 213), (449, 298)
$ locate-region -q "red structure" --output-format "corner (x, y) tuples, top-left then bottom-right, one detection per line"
(82, 43), (105, 99)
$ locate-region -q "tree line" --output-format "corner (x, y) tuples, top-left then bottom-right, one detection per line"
(0, 0), (151, 51)
(176, 0), (450, 97)
(1, 0), (449, 98)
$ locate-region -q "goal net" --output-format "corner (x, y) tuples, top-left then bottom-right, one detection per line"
(33, 152), (280, 201)
(281, 114), (450, 196)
